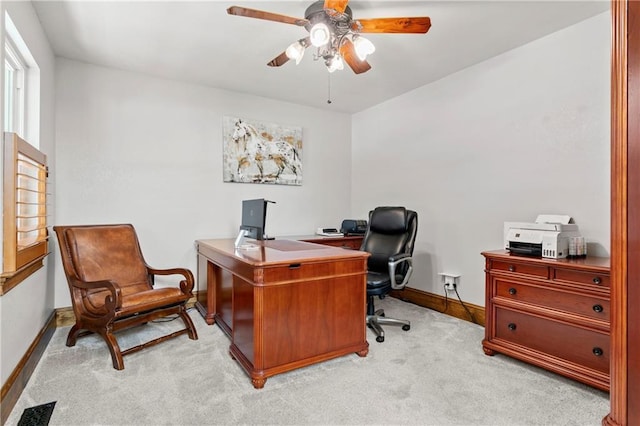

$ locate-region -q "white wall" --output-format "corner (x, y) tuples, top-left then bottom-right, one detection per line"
(351, 12), (611, 306)
(53, 58), (353, 307)
(0, 1), (56, 385)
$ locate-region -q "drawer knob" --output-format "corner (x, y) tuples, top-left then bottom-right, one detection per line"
(508, 288), (517, 295)
(508, 265), (515, 272)
(593, 347), (604, 357)
(508, 323), (517, 331)
(593, 304), (604, 313)
(593, 277), (602, 285)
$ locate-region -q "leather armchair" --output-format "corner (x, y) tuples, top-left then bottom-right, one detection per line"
(54, 224), (198, 369)
(361, 207), (418, 343)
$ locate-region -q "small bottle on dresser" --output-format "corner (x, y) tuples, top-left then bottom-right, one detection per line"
(568, 236), (587, 259)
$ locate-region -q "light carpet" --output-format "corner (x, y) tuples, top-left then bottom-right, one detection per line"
(6, 297), (609, 425)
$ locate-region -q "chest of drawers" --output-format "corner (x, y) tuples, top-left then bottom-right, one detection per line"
(481, 250), (610, 391)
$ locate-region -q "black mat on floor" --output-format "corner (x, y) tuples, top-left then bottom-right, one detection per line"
(17, 401), (56, 426)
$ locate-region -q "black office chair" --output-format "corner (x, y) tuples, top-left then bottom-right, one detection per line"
(361, 206), (418, 343)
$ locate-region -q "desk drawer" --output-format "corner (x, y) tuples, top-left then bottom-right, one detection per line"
(494, 279), (610, 322)
(490, 260), (548, 279)
(302, 236), (363, 250)
(261, 258), (366, 283)
(552, 268), (610, 290)
(315, 239), (362, 250)
(495, 307), (609, 374)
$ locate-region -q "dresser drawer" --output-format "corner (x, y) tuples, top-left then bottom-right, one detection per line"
(495, 307), (609, 374)
(552, 268), (610, 289)
(494, 279), (610, 322)
(490, 259), (549, 279)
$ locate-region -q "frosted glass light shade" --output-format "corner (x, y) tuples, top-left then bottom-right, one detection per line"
(327, 55), (344, 73)
(285, 41), (305, 64)
(353, 36), (375, 61)
(309, 23), (331, 47)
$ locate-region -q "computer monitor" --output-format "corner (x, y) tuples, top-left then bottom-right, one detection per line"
(240, 198), (267, 240)
(235, 199), (275, 248)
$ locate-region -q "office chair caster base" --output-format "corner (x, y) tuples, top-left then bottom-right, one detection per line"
(376, 336), (384, 343)
(402, 324), (410, 331)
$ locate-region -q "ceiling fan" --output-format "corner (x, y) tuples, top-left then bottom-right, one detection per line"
(227, 0), (431, 74)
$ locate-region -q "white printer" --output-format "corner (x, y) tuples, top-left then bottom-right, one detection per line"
(504, 214), (581, 259)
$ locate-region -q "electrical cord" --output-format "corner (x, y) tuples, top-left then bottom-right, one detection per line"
(440, 283), (449, 313)
(436, 283), (475, 323)
(452, 283), (475, 323)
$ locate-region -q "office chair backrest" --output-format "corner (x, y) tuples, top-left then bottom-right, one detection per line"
(361, 206), (418, 275)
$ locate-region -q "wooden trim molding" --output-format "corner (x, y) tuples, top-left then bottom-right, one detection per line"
(0, 256), (46, 296)
(390, 287), (485, 327)
(0, 311), (56, 426)
(607, 1), (628, 422)
(605, 0), (640, 425)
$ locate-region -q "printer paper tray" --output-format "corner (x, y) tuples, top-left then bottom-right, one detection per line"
(507, 242), (542, 257)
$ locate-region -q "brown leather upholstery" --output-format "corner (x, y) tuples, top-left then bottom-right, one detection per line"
(54, 224), (198, 370)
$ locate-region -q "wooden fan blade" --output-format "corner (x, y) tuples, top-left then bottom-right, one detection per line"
(339, 39), (371, 74)
(227, 6), (308, 26)
(324, 0), (349, 14)
(267, 51), (290, 67)
(355, 17), (431, 34)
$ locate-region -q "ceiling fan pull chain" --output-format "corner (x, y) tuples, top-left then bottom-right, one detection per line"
(327, 73), (332, 104)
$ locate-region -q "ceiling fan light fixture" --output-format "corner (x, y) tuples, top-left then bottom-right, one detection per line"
(309, 22), (331, 47)
(285, 40), (306, 64)
(326, 55), (344, 73)
(353, 35), (375, 61)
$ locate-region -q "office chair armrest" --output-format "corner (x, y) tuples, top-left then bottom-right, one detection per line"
(388, 254), (413, 290)
(70, 277), (123, 310)
(147, 267), (195, 294)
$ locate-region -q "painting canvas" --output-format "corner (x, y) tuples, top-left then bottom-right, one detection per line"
(223, 116), (303, 185)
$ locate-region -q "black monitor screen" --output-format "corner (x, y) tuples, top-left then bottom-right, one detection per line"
(240, 198), (267, 240)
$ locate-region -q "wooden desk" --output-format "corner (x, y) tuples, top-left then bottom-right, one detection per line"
(291, 234), (364, 250)
(196, 238), (370, 388)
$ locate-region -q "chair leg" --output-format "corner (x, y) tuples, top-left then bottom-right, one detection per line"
(376, 316), (411, 330)
(367, 315), (385, 343)
(99, 330), (125, 370)
(178, 308), (198, 340)
(66, 323), (82, 347)
(366, 313), (411, 343)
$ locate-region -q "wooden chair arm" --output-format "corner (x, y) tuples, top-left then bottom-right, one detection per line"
(70, 277), (123, 310)
(146, 267), (195, 294)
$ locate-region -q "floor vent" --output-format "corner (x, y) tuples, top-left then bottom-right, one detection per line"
(17, 401), (56, 426)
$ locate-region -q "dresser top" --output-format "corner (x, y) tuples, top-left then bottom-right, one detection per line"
(481, 249), (610, 271)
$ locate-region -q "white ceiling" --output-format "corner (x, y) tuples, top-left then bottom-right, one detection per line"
(31, 1), (610, 113)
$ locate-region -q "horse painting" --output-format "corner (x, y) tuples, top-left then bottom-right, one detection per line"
(223, 117), (303, 185)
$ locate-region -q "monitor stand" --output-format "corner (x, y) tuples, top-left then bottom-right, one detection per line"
(234, 229), (258, 250)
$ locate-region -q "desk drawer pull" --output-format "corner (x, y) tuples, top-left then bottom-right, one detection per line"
(508, 323), (517, 331)
(289, 263), (301, 269)
(508, 288), (517, 295)
(593, 277), (602, 285)
(593, 304), (604, 313)
(592, 347), (604, 357)
(508, 265), (516, 272)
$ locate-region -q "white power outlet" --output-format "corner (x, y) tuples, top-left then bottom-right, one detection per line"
(439, 273), (460, 292)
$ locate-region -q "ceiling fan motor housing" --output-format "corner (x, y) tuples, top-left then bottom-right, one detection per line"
(304, 0), (354, 36)
(304, 0), (355, 60)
